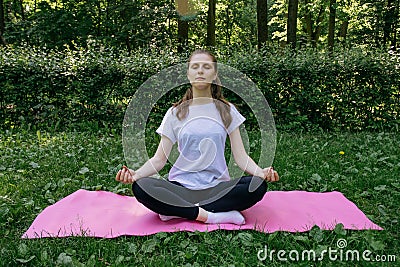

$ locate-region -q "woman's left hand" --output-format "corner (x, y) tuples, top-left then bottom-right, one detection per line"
(262, 167), (279, 182)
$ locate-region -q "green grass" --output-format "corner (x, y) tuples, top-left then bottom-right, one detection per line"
(0, 129), (399, 266)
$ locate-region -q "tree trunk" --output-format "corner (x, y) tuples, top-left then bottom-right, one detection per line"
(178, 19), (188, 53)
(257, 0), (268, 49)
(176, 0), (189, 52)
(328, 0), (336, 51)
(384, 0), (396, 46)
(287, 0), (299, 49)
(374, 3), (383, 47)
(304, 0), (312, 43)
(206, 0), (216, 46)
(393, 0), (399, 48)
(19, 0), (24, 20)
(0, 0), (6, 45)
(96, 0), (101, 36)
(313, 6), (325, 44)
(225, 4), (231, 45)
(304, 1), (325, 47)
(339, 18), (349, 41)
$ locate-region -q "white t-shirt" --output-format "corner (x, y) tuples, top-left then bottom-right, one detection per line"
(156, 102), (245, 190)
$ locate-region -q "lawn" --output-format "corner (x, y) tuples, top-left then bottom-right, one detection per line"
(0, 129), (398, 266)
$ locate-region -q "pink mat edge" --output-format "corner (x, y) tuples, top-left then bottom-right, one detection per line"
(21, 189), (384, 239)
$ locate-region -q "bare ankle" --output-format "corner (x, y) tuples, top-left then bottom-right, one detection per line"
(195, 208), (208, 222)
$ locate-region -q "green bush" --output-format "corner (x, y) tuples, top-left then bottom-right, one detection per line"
(1, 45), (399, 132)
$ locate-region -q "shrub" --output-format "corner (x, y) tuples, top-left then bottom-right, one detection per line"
(1, 45), (399, 132)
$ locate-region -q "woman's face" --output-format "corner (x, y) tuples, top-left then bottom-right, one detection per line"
(187, 53), (217, 91)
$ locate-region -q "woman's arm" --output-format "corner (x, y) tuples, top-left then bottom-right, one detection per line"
(229, 128), (279, 181)
(116, 135), (174, 184)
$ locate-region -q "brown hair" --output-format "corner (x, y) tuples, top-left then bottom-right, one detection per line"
(173, 49), (232, 128)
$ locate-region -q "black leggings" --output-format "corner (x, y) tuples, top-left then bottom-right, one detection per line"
(132, 176), (267, 220)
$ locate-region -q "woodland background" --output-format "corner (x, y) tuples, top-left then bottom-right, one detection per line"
(0, 0), (399, 131)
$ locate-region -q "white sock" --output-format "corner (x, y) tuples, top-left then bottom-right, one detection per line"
(205, 210), (245, 225)
(159, 214), (183, 221)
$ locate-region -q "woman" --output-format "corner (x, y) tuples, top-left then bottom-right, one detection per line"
(116, 49), (279, 225)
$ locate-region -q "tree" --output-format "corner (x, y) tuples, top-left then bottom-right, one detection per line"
(338, 17), (349, 43)
(303, 0), (325, 47)
(257, 0), (268, 49)
(178, 19), (189, 52)
(393, 0), (399, 48)
(177, 0), (189, 52)
(0, 0), (6, 45)
(206, 0), (216, 46)
(328, 0), (336, 50)
(384, 0), (396, 46)
(287, 0), (298, 49)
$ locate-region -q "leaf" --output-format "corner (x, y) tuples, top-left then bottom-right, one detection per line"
(377, 205), (387, 216)
(86, 255), (96, 267)
(18, 243), (28, 256)
(37, 130), (41, 142)
(16, 256), (35, 263)
(319, 184), (327, 192)
(57, 253), (72, 265)
(373, 185), (386, 191)
(311, 173), (322, 182)
(370, 240), (385, 251)
(314, 245), (328, 256)
(141, 239), (158, 254)
(155, 232), (168, 240)
(377, 157), (390, 162)
(293, 235), (309, 242)
(115, 255), (125, 264)
(180, 240), (190, 249)
(65, 248), (76, 255)
(29, 162), (40, 169)
(309, 226), (324, 243)
(78, 167), (90, 174)
(127, 243), (136, 253)
(237, 232), (253, 247)
(334, 223), (347, 236)
(40, 250), (48, 261)
(391, 182), (400, 189)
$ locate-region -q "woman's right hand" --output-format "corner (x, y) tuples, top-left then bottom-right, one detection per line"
(262, 167), (279, 182)
(115, 165), (137, 184)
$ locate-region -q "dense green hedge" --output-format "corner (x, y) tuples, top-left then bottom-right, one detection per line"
(1, 46), (399, 132)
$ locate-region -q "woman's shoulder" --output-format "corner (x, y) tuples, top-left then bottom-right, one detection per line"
(165, 106), (177, 116)
(227, 102), (241, 113)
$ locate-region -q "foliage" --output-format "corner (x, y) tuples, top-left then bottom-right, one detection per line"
(0, 0), (398, 50)
(4, 0), (177, 50)
(1, 45), (399, 132)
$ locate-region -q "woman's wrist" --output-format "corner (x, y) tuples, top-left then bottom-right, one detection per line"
(254, 169), (265, 179)
(132, 171), (142, 182)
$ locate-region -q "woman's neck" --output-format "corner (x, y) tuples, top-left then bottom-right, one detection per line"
(192, 86), (212, 99)
(191, 95), (213, 106)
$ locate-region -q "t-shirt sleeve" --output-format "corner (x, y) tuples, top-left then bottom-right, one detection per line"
(156, 107), (177, 144)
(227, 104), (246, 134)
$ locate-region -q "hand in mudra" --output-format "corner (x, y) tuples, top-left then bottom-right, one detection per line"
(262, 167), (279, 182)
(115, 165), (136, 184)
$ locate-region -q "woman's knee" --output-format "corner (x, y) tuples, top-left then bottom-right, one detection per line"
(132, 182), (146, 201)
(132, 178), (154, 201)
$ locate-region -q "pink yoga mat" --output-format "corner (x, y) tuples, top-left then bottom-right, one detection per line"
(22, 189), (382, 238)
